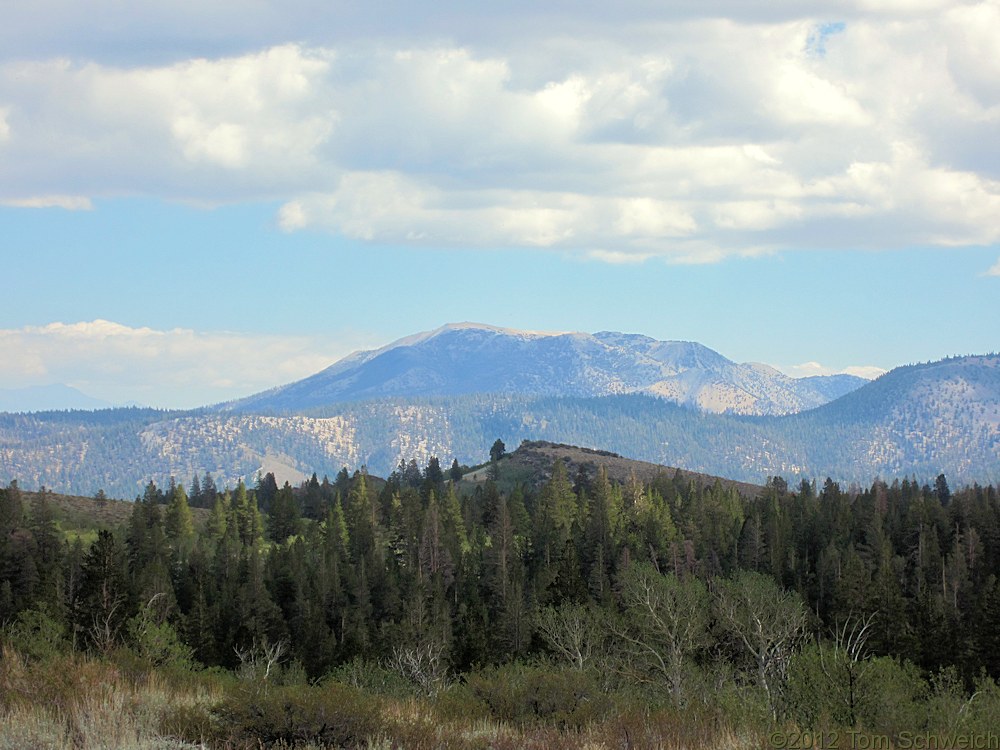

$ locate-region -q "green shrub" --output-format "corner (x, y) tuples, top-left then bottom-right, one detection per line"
(787, 642), (846, 728)
(329, 656), (418, 699)
(432, 682), (490, 723)
(855, 656), (927, 737)
(212, 681), (382, 748)
(127, 613), (194, 670)
(962, 674), (1000, 735)
(465, 663), (612, 729)
(4, 607), (68, 662)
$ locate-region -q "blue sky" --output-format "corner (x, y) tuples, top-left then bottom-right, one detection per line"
(1, 1), (998, 408)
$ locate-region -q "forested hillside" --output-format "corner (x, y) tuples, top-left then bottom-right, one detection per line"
(3, 449), (1000, 747)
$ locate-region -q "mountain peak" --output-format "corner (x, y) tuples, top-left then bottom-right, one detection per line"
(406, 322), (570, 344)
(341, 322), (571, 366)
(225, 323), (868, 416)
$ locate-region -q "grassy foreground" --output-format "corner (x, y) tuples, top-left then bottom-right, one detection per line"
(0, 644), (765, 750)
(5, 642), (1000, 750)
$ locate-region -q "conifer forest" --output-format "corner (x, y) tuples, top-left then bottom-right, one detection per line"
(3, 447), (1000, 749)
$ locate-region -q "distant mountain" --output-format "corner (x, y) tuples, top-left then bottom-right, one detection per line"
(796, 374), (872, 403)
(225, 323), (867, 417)
(779, 355), (1000, 480)
(1, 354), (996, 497)
(0, 384), (111, 412)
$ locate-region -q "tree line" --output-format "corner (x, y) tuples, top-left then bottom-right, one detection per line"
(2, 452), (1000, 723)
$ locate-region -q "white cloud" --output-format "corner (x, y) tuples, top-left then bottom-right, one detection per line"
(587, 249), (653, 264)
(0, 5), (998, 261)
(780, 361), (886, 380)
(0, 195), (92, 209)
(281, 171), (697, 251)
(986, 257), (1000, 277)
(0, 320), (376, 408)
(0, 45), (336, 202)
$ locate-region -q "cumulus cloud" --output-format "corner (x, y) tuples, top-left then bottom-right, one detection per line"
(0, 195), (92, 209)
(986, 258), (1000, 277)
(0, 3), (998, 260)
(0, 320), (375, 408)
(780, 361), (887, 380)
(0, 45), (336, 202)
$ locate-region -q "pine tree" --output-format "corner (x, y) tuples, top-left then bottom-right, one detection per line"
(255, 472), (279, 513)
(534, 460), (577, 567)
(165, 483), (195, 557)
(268, 482), (301, 543)
(583, 467), (617, 601)
(28, 491), (65, 613)
(232, 480), (262, 549)
(304, 473), (324, 519)
(75, 530), (131, 653)
(188, 474), (202, 508)
(201, 473), (218, 507)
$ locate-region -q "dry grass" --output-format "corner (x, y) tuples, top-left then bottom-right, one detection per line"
(0, 646), (217, 750)
(500, 441), (764, 498)
(24, 490), (210, 538)
(0, 644), (767, 750)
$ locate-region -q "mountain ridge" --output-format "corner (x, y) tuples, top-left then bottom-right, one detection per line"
(0, 384), (113, 413)
(0, 328), (996, 497)
(223, 323), (867, 417)
(0, 355), (996, 496)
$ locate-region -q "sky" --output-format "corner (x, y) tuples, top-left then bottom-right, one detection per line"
(1, 0), (998, 409)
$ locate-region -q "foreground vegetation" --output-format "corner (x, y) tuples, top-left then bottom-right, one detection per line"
(3, 448), (1000, 747)
(4, 638), (1000, 750)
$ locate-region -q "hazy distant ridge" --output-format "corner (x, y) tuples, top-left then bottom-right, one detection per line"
(1, 356), (997, 497)
(224, 323), (866, 417)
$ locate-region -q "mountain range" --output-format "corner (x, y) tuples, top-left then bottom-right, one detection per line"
(224, 323), (866, 417)
(0, 324), (997, 497)
(0, 384), (112, 413)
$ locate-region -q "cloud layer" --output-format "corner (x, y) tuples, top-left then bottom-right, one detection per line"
(1, 2), (998, 262)
(0, 320), (373, 409)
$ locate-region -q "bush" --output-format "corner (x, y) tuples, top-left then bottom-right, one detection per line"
(4, 607), (68, 661)
(211, 681), (382, 748)
(432, 682), (490, 723)
(127, 612), (194, 670)
(159, 702), (216, 746)
(465, 663), (612, 730)
(329, 656), (419, 699)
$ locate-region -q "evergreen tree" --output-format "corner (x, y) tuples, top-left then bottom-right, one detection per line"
(304, 473), (324, 519)
(188, 474), (202, 508)
(583, 467), (617, 601)
(28, 491), (65, 613)
(75, 530), (131, 653)
(165, 482), (195, 558)
(255, 472), (279, 513)
(268, 482), (301, 543)
(201, 472), (218, 507)
(490, 439), (506, 463)
(534, 460), (577, 568)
